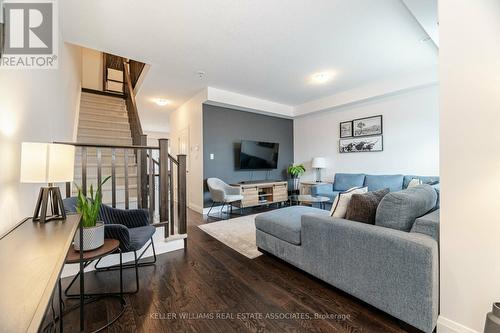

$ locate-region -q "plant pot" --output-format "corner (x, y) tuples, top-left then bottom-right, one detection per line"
(74, 222), (105, 251)
(288, 177), (300, 194)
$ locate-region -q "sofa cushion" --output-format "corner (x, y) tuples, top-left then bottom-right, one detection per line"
(333, 173), (366, 191)
(345, 188), (390, 224)
(364, 174), (404, 192)
(403, 175), (440, 189)
(375, 184), (437, 232)
(255, 206), (328, 245)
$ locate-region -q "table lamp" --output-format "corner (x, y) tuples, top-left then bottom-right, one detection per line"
(311, 157), (327, 183)
(20, 142), (75, 223)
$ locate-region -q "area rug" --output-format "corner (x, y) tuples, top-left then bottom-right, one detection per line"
(198, 214), (262, 259)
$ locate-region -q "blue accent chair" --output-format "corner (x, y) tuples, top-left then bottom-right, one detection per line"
(63, 197), (157, 293)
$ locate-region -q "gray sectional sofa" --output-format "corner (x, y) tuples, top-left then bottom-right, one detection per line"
(255, 174), (440, 333)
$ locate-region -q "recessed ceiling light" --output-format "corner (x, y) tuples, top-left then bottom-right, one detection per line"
(311, 72), (334, 84)
(154, 98), (170, 106)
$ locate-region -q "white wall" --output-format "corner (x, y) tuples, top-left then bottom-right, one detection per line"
(0, 43), (82, 236)
(169, 89), (207, 213)
(81, 47), (103, 91)
(438, 1), (500, 332)
(294, 85), (439, 181)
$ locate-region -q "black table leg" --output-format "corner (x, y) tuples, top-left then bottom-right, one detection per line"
(59, 278), (63, 333)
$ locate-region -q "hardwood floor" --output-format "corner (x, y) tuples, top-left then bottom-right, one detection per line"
(52, 208), (421, 333)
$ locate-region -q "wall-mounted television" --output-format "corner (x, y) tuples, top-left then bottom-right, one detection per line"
(239, 140), (279, 170)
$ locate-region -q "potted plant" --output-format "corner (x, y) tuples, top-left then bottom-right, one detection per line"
(73, 176), (110, 251)
(287, 164), (306, 194)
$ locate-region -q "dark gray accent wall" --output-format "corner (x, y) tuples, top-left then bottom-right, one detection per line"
(203, 104), (294, 207)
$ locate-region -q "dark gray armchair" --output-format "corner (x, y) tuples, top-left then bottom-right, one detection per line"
(63, 197), (156, 293)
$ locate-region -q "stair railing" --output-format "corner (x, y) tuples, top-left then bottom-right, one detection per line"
(56, 140), (187, 241)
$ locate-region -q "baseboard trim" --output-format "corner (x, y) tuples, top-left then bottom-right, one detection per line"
(437, 316), (479, 333)
(189, 202), (204, 214)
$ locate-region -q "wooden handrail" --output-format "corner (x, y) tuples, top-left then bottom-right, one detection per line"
(123, 60), (144, 145)
(54, 141), (158, 150)
(55, 141), (179, 164)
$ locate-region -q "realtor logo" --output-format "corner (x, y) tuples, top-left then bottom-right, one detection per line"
(1, 0), (58, 69)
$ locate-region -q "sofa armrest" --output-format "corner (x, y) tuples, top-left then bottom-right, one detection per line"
(411, 209), (439, 242)
(300, 214), (438, 333)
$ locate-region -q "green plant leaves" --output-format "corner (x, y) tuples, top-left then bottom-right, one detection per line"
(287, 164), (306, 177)
(74, 176), (111, 228)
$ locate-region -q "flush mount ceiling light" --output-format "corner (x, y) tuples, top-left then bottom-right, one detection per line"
(311, 71), (334, 84)
(154, 98), (170, 106)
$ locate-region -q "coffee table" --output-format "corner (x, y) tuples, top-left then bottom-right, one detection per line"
(289, 194), (331, 210)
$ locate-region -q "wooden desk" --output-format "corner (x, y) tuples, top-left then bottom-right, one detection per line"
(0, 215), (80, 333)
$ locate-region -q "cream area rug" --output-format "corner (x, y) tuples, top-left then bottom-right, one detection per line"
(198, 214), (262, 259)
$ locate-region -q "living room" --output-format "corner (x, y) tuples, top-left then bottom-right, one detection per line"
(1, 1), (499, 333)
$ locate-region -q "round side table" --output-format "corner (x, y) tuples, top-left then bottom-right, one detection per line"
(61, 239), (125, 333)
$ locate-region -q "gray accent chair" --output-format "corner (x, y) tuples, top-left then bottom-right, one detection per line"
(255, 184), (440, 332)
(206, 178), (244, 218)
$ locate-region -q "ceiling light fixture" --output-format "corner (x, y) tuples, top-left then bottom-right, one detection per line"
(154, 98), (170, 106)
(196, 70), (206, 79)
(311, 71), (334, 84)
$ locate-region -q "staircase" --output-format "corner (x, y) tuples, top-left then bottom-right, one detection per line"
(64, 52), (187, 240)
(74, 91), (139, 209)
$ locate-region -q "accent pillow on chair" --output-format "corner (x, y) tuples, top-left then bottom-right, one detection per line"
(330, 187), (368, 218)
(345, 188), (390, 224)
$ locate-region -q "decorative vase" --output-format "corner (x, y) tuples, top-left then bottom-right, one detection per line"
(485, 303), (500, 333)
(74, 222), (105, 251)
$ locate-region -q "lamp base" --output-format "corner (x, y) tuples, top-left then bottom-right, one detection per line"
(33, 185), (66, 223)
(315, 169), (322, 183)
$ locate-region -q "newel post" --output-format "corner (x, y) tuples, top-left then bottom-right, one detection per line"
(139, 134), (148, 209)
(159, 139), (169, 236)
(177, 154), (187, 235)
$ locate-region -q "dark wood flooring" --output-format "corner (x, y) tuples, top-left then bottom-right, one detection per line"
(50, 207), (421, 333)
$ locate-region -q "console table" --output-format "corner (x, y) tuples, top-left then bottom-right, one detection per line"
(232, 181), (288, 208)
(0, 215), (80, 333)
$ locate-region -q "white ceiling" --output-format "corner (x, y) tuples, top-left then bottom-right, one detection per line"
(61, 0), (437, 132)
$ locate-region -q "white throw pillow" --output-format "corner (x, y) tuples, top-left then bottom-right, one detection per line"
(330, 187), (368, 218)
(407, 178), (422, 188)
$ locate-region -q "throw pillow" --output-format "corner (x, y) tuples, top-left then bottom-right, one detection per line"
(330, 187), (368, 218)
(407, 178), (423, 188)
(375, 184), (437, 231)
(345, 188), (390, 224)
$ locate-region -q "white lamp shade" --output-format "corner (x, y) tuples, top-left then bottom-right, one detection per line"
(20, 143), (75, 183)
(311, 157), (327, 168)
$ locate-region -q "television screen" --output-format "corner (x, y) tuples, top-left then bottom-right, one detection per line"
(239, 140), (279, 170)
